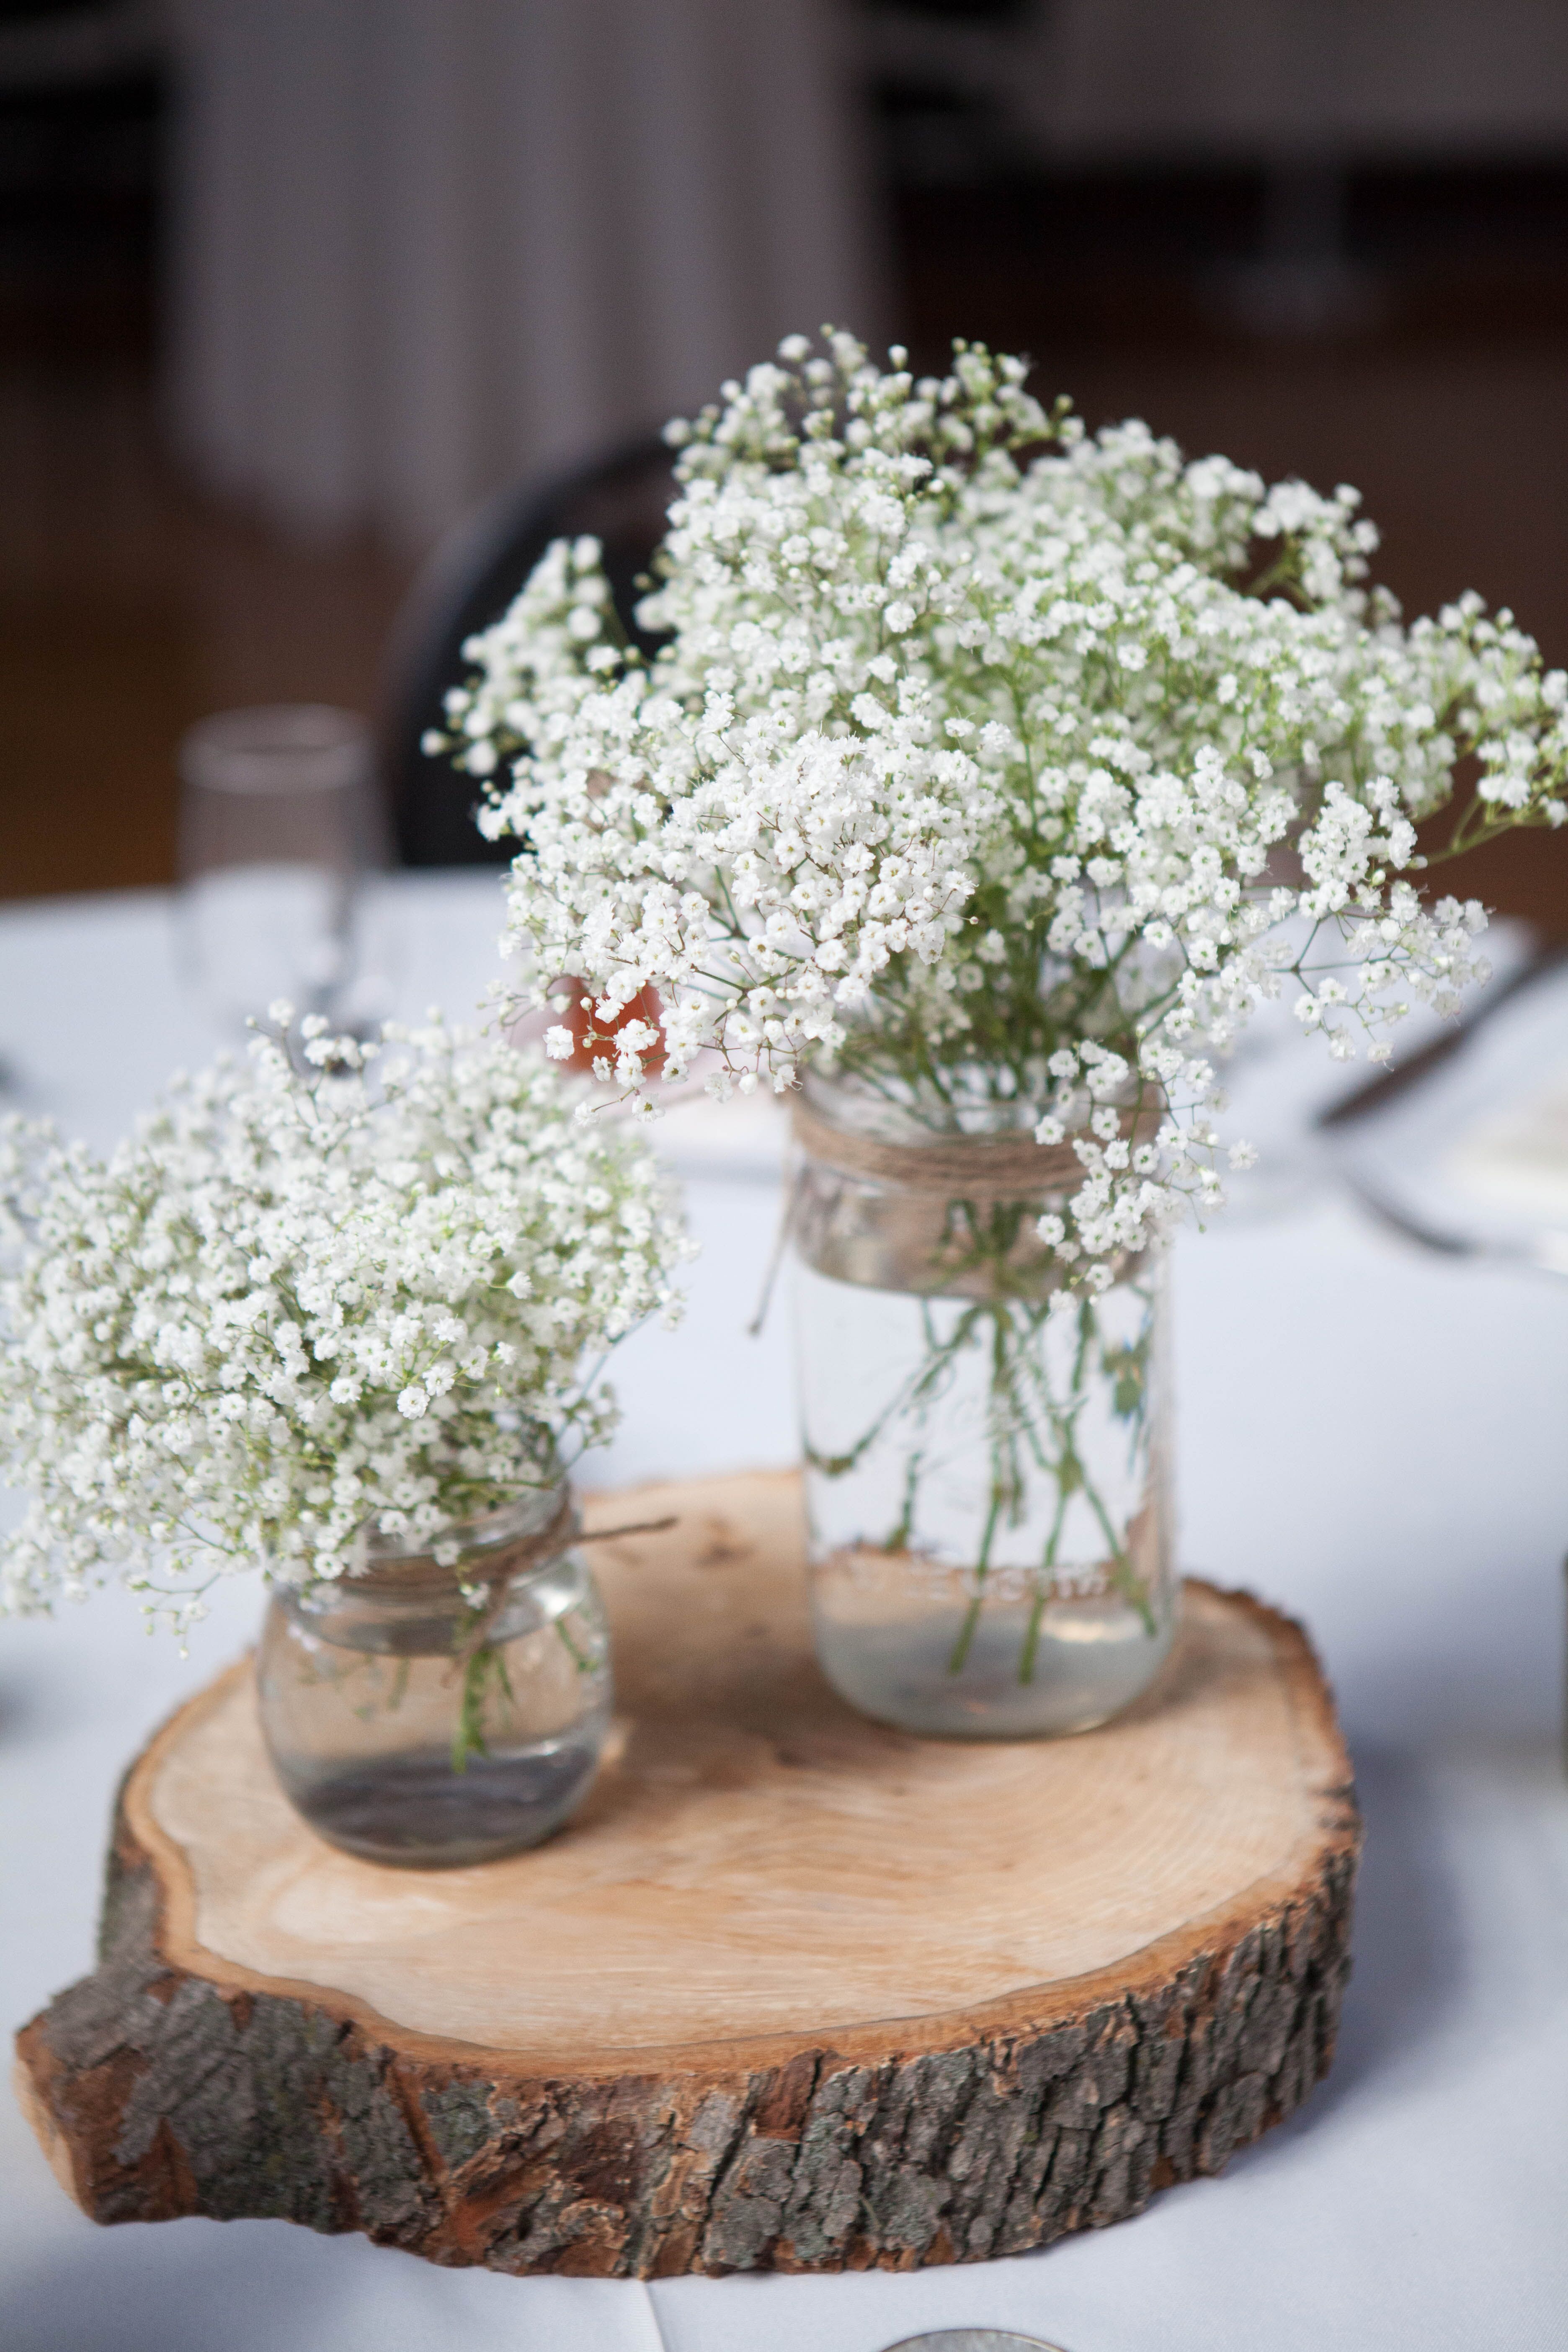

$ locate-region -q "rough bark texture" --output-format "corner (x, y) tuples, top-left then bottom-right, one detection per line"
(16, 1788), (1357, 2275)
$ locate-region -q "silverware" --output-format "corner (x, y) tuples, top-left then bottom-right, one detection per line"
(1344, 1173), (1568, 1279)
(1313, 943), (1568, 1275)
(1318, 942), (1568, 1133)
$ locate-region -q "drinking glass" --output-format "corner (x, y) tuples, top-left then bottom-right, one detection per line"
(177, 704), (396, 1037)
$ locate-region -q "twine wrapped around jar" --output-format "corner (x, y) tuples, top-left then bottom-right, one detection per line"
(787, 1099), (1163, 1302)
(340, 1493), (675, 1670)
(791, 1099), (1159, 1199)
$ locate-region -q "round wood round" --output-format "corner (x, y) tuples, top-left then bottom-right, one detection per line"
(15, 1472), (1359, 2278)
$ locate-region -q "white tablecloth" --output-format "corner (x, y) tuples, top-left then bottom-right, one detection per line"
(2, 876), (1564, 2352)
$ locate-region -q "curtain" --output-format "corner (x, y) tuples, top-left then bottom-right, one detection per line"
(163, 0), (886, 545)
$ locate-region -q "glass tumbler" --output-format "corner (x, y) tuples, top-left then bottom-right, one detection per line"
(257, 1485), (612, 1867)
(177, 704), (395, 1037)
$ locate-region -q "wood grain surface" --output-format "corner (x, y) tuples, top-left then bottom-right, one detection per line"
(15, 1470), (1360, 2277)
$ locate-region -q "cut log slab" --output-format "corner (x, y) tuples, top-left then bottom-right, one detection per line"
(15, 1471), (1359, 2278)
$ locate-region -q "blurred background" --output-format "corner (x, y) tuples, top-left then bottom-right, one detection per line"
(2, 0), (1566, 929)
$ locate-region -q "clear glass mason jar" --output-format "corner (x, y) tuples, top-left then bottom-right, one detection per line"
(793, 1069), (1177, 1740)
(257, 1483), (611, 1867)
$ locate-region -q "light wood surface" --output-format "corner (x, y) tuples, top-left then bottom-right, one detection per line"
(16, 1470), (1360, 2277)
(145, 1479), (1331, 2057)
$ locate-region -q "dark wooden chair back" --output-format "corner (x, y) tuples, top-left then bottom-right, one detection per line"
(383, 434), (678, 866)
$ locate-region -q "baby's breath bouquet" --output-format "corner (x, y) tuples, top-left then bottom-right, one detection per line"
(447, 332), (1564, 1218)
(0, 1015), (687, 1630)
(438, 332), (1567, 1737)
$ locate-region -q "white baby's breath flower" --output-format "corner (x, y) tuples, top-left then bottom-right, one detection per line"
(437, 333), (1568, 1276)
(0, 1022), (689, 1626)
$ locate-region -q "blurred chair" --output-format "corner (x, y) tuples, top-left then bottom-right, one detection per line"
(383, 435), (679, 869)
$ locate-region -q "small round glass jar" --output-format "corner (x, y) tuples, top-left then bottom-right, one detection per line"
(793, 1069), (1177, 1741)
(257, 1484), (611, 1867)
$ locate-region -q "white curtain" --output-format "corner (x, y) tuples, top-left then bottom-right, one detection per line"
(163, 0), (885, 546)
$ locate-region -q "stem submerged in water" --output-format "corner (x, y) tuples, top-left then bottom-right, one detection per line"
(1018, 1581), (1048, 1685)
(451, 1640), (515, 1773)
(813, 1222), (1160, 1687)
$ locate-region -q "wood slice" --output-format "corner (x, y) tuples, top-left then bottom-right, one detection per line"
(15, 1471), (1359, 2278)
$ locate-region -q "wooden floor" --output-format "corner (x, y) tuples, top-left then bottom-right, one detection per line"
(3, 322), (1566, 934)
(0, 357), (412, 901)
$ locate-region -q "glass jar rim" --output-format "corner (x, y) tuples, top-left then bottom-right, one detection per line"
(799, 1061), (1045, 1144)
(352, 1478), (568, 1570)
(180, 704), (371, 797)
(276, 1482), (576, 1631)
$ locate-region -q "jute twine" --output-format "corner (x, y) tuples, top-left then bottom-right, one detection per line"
(343, 1492), (676, 1669)
(791, 1100), (1161, 1200)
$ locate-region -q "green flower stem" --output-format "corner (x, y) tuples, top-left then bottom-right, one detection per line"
(1018, 1577), (1050, 1686)
(451, 1639), (516, 1774)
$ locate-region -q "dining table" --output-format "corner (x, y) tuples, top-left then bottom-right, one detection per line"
(1, 871), (1564, 2352)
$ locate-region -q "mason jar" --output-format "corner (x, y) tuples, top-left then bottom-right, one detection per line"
(793, 1069), (1177, 1740)
(257, 1482), (611, 1867)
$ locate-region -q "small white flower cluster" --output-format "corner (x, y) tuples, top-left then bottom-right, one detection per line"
(0, 1017), (689, 1623)
(439, 332), (1568, 1269)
